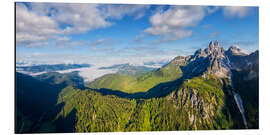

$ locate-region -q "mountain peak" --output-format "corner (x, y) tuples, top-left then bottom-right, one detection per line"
(183, 41), (229, 78)
(227, 45), (248, 56)
(202, 41), (225, 58)
(209, 41), (219, 48)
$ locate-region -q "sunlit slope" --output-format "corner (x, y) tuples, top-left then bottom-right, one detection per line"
(86, 62), (183, 93)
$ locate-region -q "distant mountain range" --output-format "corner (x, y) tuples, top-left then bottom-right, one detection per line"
(15, 41), (258, 133)
(16, 64), (91, 73)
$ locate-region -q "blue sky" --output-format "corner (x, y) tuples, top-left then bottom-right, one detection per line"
(16, 3), (258, 66)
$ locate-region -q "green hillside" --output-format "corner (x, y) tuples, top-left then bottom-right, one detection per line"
(86, 62), (183, 93)
(55, 74), (241, 132)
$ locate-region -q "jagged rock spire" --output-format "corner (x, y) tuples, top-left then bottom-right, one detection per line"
(209, 41), (215, 48)
(209, 40), (219, 49)
(194, 41), (223, 59)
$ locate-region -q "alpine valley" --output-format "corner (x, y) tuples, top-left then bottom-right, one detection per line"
(15, 41), (259, 133)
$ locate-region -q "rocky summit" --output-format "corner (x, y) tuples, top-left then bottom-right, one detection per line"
(169, 41), (258, 79)
(175, 41), (229, 78)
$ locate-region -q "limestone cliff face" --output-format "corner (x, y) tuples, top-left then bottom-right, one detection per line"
(163, 75), (232, 130)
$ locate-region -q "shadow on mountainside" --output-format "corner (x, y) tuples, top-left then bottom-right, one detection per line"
(231, 69), (259, 129)
(221, 79), (245, 129)
(15, 72), (79, 133)
(85, 78), (184, 99)
(54, 108), (77, 133)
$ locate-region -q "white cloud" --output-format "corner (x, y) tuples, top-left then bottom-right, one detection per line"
(16, 33), (48, 45)
(23, 3), (111, 35)
(144, 6), (207, 42)
(223, 6), (251, 18)
(144, 6), (253, 43)
(16, 4), (60, 35)
(50, 3), (111, 34)
(16, 3), (61, 47)
(16, 3), (149, 47)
